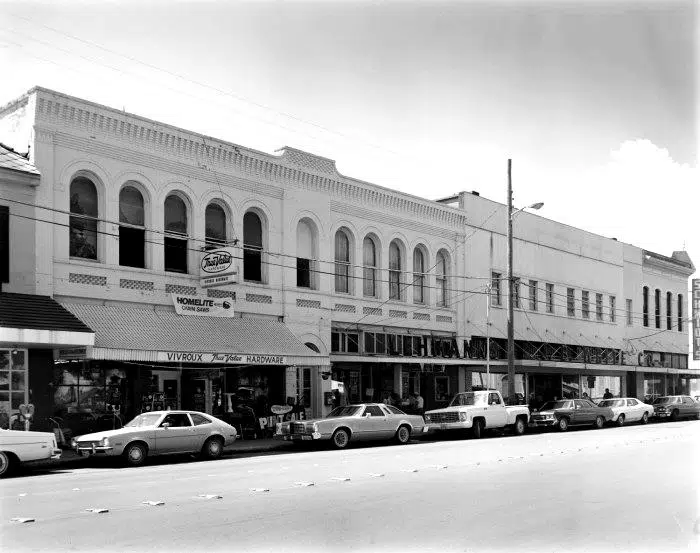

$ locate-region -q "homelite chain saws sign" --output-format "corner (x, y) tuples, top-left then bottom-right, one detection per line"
(171, 293), (234, 317)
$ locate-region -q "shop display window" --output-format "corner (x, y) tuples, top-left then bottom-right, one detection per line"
(472, 372), (525, 403)
(52, 363), (127, 416)
(562, 374), (581, 399)
(581, 375), (620, 402)
(0, 349), (28, 428)
(435, 376), (451, 402)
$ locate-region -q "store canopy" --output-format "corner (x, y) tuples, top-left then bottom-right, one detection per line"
(62, 302), (328, 367)
(0, 293), (94, 347)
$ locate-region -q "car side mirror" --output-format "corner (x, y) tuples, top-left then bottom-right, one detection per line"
(161, 422), (171, 429)
(364, 413), (372, 418)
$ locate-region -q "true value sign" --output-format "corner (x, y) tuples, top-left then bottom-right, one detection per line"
(199, 247), (238, 288)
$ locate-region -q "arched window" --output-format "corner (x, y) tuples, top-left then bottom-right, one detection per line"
(642, 286), (649, 327)
(436, 251), (448, 307)
(334, 230), (350, 293)
(119, 185), (145, 268)
(666, 291), (672, 330)
(243, 211), (263, 282)
(389, 240), (402, 300)
(412, 247), (426, 304)
(296, 220), (316, 289)
(205, 203), (227, 249)
(69, 176), (98, 260)
(363, 236), (377, 297)
(164, 194), (188, 273)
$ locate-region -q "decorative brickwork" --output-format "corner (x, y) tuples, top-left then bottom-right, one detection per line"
(362, 306), (383, 316)
(206, 289), (236, 300)
(165, 284), (197, 296)
(119, 278), (154, 291)
(246, 293), (273, 304)
(334, 304), (356, 313)
(389, 310), (408, 319)
(297, 298), (322, 309)
(436, 315), (453, 323)
(413, 313), (430, 321)
(69, 273), (107, 286)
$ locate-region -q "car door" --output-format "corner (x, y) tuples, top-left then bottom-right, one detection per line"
(574, 400), (592, 424)
(486, 393), (508, 428)
(189, 412), (214, 449)
(360, 405), (390, 440)
(681, 396), (695, 417)
(155, 413), (196, 453)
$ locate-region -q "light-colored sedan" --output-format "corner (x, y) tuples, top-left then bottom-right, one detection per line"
(1, 429), (62, 478)
(275, 403), (427, 449)
(73, 411), (237, 466)
(597, 397), (653, 426)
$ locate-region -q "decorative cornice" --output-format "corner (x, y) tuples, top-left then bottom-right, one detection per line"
(29, 88), (467, 230)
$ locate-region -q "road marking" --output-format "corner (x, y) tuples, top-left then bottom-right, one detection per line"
(250, 488), (270, 493)
(370, 473), (385, 478)
(402, 468), (419, 473)
(294, 482), (315, 487)
(142, 501), (165, 506)
(198, 494), (223, 500)
(18, 493), (27, 497)
(85, 508), (109, 514)
(331, 477), (351, 482)
(10, 517), (35, 523)
(435, 465), (448, 470)
(72, 488), (80, 491)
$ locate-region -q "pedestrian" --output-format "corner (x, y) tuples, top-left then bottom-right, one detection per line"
(603, 388), (613, 399)
(414, 392), (424, 415)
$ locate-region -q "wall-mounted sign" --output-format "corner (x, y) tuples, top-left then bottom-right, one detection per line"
(199, 247), (238, 287)
(156, 352), (287, 365)
(171, 293), (234, 317)
(693, 279), (700, 361)
(55, 347), (90, 360)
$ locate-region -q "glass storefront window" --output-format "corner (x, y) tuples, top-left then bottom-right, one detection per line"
(582, 375), (620, 402)
(472, 372), (525, 403)
(52, 363), (127, 415)
(0, 348), (28, 429)
(562, 374), (580, 399)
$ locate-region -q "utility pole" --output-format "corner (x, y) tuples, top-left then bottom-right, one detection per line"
(486, 283), (491, 382)
(506, 159), (515, 401)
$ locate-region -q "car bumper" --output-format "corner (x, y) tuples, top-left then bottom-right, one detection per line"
(51, 448), (62, 461)
(529, 419), (557, 427)
(425, 421), (471, 431)
(279, 432), (324, 441)
(75, 445), (115, 456)
(653, 412), (671, 418)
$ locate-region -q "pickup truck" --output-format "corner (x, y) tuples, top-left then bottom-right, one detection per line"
(0, 429), (62, 478)
(424, 389), (530, 438)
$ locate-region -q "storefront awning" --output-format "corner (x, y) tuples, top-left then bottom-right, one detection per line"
(62, 303), (328, 367)
(0, 293), (94, 347)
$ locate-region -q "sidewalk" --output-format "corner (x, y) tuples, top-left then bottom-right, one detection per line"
(46, 438), (294, 469)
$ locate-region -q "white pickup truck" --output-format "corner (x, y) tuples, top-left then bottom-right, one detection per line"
(0, 429), (62, 478)
(424, 389), (530, 438)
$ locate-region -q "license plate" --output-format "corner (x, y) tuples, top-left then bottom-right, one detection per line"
(440, 424), (447, 430)
(79, 450), (91, 457)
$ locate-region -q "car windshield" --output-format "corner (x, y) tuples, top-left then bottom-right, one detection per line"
(449, 393), (487, 407)
(125, 413), (162, 427)
(327, 406), (361, 418)
(539, 401), (571, 411)
(653, 397), (674, 405)
(599, 400), (625, 407)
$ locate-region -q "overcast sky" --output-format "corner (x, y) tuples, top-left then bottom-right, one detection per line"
(0, 0), (697, 362)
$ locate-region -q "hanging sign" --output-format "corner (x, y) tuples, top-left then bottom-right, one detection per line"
(171, 294), (234, 317)
(693, 279), (700, 361)
(200, 247), (238, 287)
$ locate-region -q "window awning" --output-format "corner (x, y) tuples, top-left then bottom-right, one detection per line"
(0, 293), (94, 347)
(61, 303), (328, 367)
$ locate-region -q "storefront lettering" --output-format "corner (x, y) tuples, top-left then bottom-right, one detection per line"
(200, 250), (234, 274)
(165, 352), (205, 362)
(157, 352), (287, 365)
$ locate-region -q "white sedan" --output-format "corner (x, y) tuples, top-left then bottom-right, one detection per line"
(597, 398), (653, 426)
(1, 429), (62, 478)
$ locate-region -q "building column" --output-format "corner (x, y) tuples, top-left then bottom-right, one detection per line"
(458, 366), (467, 393)
(635, 372), (645, 400)
(394, 364), (402, 398)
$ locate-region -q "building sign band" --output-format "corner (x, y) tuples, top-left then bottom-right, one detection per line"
(156, 352), (287, 365)
(693, 279), (700, 361)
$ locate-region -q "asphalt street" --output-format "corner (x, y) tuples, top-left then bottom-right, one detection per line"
(2, 421), (699, 553)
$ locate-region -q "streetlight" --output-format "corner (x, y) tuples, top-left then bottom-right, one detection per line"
(506, 159), (543, 402)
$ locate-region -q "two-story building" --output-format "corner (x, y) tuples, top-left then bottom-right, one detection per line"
(0, 87), (696, 435)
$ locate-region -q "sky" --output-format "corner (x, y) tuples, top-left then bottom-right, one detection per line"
(0, 0), (698, 363)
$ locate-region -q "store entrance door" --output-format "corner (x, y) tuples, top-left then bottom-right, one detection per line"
(528, 374), (562, 409)
(184, 378), (208, 413)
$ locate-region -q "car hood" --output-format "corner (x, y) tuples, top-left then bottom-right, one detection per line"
(425, 406), (465, 414)
(532, 409), (558, 416)
(75, 426), (156, 441)
(0, 429), (55, 442)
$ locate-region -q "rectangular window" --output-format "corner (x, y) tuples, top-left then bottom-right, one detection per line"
(545, 283), (554, 314)
(335, 262), (350, 294)
(567, 288), (575, 317)
(243, 246), (262, 282)
(119, 226), (145, 269)
(609, 296), (616, 323)
(363, 267), (376, 297)
(331, 332), (359, 353)
(512, 277), (521, 308)
(678, 294), (683, 332)
(375, 333), (386, 354)
(626, 299), (633, 326)
(296, 258), (311, 288)
(0, 206), (8, 284)
(666, 291), (672, 330)
(595, 293), (603, 321)
(491, 272), (501, 306)
(364, 332), (375, 354)
(529, 280), (538, 311)
(654, 289), (661, 328)
(581, 291), (590, 319)
(643, 287), (649, 327)
(164, 236), (188, 273)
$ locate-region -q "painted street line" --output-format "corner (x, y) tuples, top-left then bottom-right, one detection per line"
(435, 465), (448, 470)
(402, 468), (419, 473)
(18, 493), (27, 497)
(142, 501), (165, 506)
(331, 477), (351, 482)
(370, 473), (386, 478)
(295, 482), (315, 487)
(10, 517), (35, 523)
(85, 508), (109, 514)
(198, 494), (223, 500)
(250, 488), (270, 493)
(72, 488), (81, 491)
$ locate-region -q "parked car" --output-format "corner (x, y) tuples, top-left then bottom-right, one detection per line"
(275, 403), (427, 449)
(0, 428), (62, 478)
(424, 390), (530, 438)
(652, 396), (700, 421)
(72, 410), (237, 466)
(597, 397), (653, 426)
(529, 399), (614, 431)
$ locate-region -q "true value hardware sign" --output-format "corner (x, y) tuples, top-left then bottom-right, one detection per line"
(200, 247), (238, 288)
(171, 293), (234, 317)
(693, 279), (700, 361)
(156, 352), (287, 365)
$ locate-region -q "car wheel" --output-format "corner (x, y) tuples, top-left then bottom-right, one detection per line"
(0, 451), (13, 478)
(331, 428), (350, 449)
(594, 416), (604, 429)
(472, 419), (484, 439)
(123, 442), (147, 467)
(557, 417), (569, 432)
(670, 409), (679, 422)
(513, 417), (526, 436)
(395, 425), (411, 444)
(640, 412), (649, 425)
(617, 414), (625, 427)
(201, 437), (224, 460)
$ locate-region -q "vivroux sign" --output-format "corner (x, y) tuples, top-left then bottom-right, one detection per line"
(156, 352), (286, 365)
(199, 247), (238, 288)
